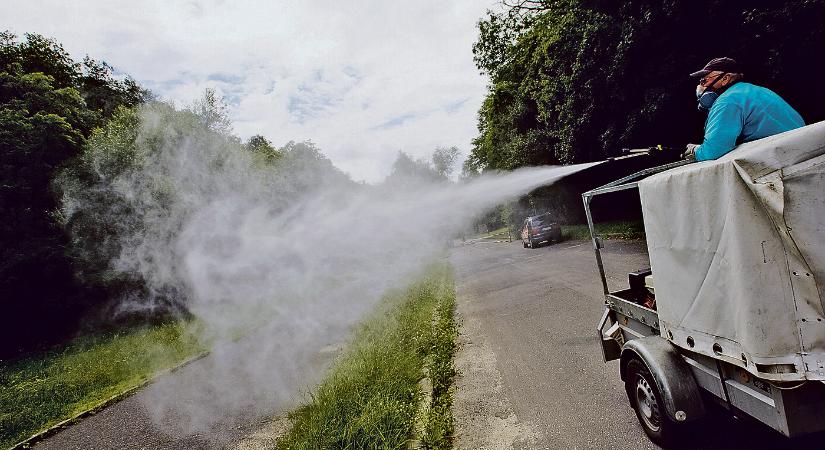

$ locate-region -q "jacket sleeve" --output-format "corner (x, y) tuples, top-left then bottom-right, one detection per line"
(695, 100), (744, 161)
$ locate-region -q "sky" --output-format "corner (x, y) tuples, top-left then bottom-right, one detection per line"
(3, 0), (498, 182)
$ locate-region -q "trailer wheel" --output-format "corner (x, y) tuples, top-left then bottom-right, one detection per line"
(625, 358), (684, 447)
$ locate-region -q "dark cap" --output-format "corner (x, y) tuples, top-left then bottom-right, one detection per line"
(690, 57), (740, 78)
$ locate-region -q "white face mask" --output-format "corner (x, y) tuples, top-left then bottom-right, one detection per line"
(695, 72), (727, 111)
(697, 90), (720, 111)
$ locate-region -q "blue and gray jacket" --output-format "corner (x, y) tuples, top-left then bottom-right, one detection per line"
(696, 82), (805, 161)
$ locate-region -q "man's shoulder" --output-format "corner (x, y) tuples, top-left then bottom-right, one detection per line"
(724, 82), (776, 98)
(715, 82), (763, 105)
(710, 91), (744, 112)
(723, 81), (755, 95)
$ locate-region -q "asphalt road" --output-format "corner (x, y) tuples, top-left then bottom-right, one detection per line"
(449, 238), (820, 450)
(30, 332), (340, 450)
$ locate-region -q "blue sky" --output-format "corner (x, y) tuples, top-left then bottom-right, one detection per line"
(3, 0), (497, 182)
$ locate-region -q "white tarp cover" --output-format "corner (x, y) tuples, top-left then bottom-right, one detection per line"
(639, 121), (825, 381)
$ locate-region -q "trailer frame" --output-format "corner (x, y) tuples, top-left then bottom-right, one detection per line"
(582, 161), (825, 444)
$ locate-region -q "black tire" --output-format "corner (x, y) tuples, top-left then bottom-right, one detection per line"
(625, 358), (686, 448)
(523, 241), (528, 248)
(529, 239), (537, 248)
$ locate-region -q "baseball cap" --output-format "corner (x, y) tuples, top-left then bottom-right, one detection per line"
(690, 57), (740, 78)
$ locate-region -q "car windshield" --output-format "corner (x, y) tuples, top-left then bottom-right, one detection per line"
(530, 219), (544, 227)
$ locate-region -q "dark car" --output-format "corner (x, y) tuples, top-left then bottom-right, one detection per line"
(521, 213), (562, 248)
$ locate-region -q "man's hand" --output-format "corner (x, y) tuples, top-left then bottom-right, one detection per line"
(682, 143), (699, 161)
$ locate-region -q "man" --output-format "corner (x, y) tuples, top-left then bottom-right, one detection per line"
(683, 57), (804, 161)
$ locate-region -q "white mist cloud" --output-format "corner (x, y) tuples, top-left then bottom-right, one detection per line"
(58, 101), (595, 439)
(2, 0), (497, 182)
(140, 138), (595, 439)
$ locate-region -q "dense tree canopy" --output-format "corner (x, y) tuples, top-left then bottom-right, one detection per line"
(0, 32), (149, 356)
(468, 0), (825, 172)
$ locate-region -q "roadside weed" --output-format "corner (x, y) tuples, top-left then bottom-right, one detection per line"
(278, 264), (457, 449)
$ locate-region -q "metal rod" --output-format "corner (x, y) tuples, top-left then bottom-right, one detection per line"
(585, 181), (641, 197)
(584, 160), (691, 196)
(583, 194), (609, 297)
(581, 160), (689, 300)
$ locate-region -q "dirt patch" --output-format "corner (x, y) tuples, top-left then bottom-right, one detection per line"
(451, 308), (542, 449)
(231, 417), (291, 450)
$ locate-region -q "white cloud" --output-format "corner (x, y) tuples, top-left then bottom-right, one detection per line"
(3, 0), (499, 182)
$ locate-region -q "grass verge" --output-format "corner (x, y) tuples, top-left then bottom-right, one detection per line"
(474, 226), (510, 240)
(277, 264), (457, 449)
(421, 279), (457, 449)
(562, 220), (645, 240)
(0, 321), (206, 449)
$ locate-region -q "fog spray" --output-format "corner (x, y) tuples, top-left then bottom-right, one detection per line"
(61, 103), (598, 441)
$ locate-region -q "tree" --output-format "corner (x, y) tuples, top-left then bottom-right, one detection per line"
(0, 31), (149, 116)
(57, 105), (355, 322)
(246, 134), (282, 162)
(460, 157), (481, 182)
(189, 88), (232, 136)
(469, 0), (825, 172)
(0, 31), (80, 87)
(0, 71), (91, 356)
(431, 146), (460, 179)
(384, 151), (442, 187)
(274, 140), (353, 194)
(79, 56), (150, 118)
(0, 32), (149, 356)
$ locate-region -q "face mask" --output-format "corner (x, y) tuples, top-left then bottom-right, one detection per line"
(696, 72), (727, 111)
(696, 90), (719, 111)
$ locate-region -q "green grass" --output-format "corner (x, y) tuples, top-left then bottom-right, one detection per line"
(475, 226), (510, 240)
(562, 220), (645, 241)
(421, 282), (457, 449)
(277, 264), (457, 450)
(0, 321), (207, 449)
(476, 221), (645, 243)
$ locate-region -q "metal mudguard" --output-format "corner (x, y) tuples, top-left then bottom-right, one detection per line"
(620, 336), (706, 423)
(597, 308), (622, 361)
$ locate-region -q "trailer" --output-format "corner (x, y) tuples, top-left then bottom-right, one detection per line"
(584, 122), (825, 447)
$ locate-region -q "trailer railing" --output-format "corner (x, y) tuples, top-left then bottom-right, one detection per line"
(581, 160), (690, 296)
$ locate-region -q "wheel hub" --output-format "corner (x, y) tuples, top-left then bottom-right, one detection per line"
(635, 377), (661, 432)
